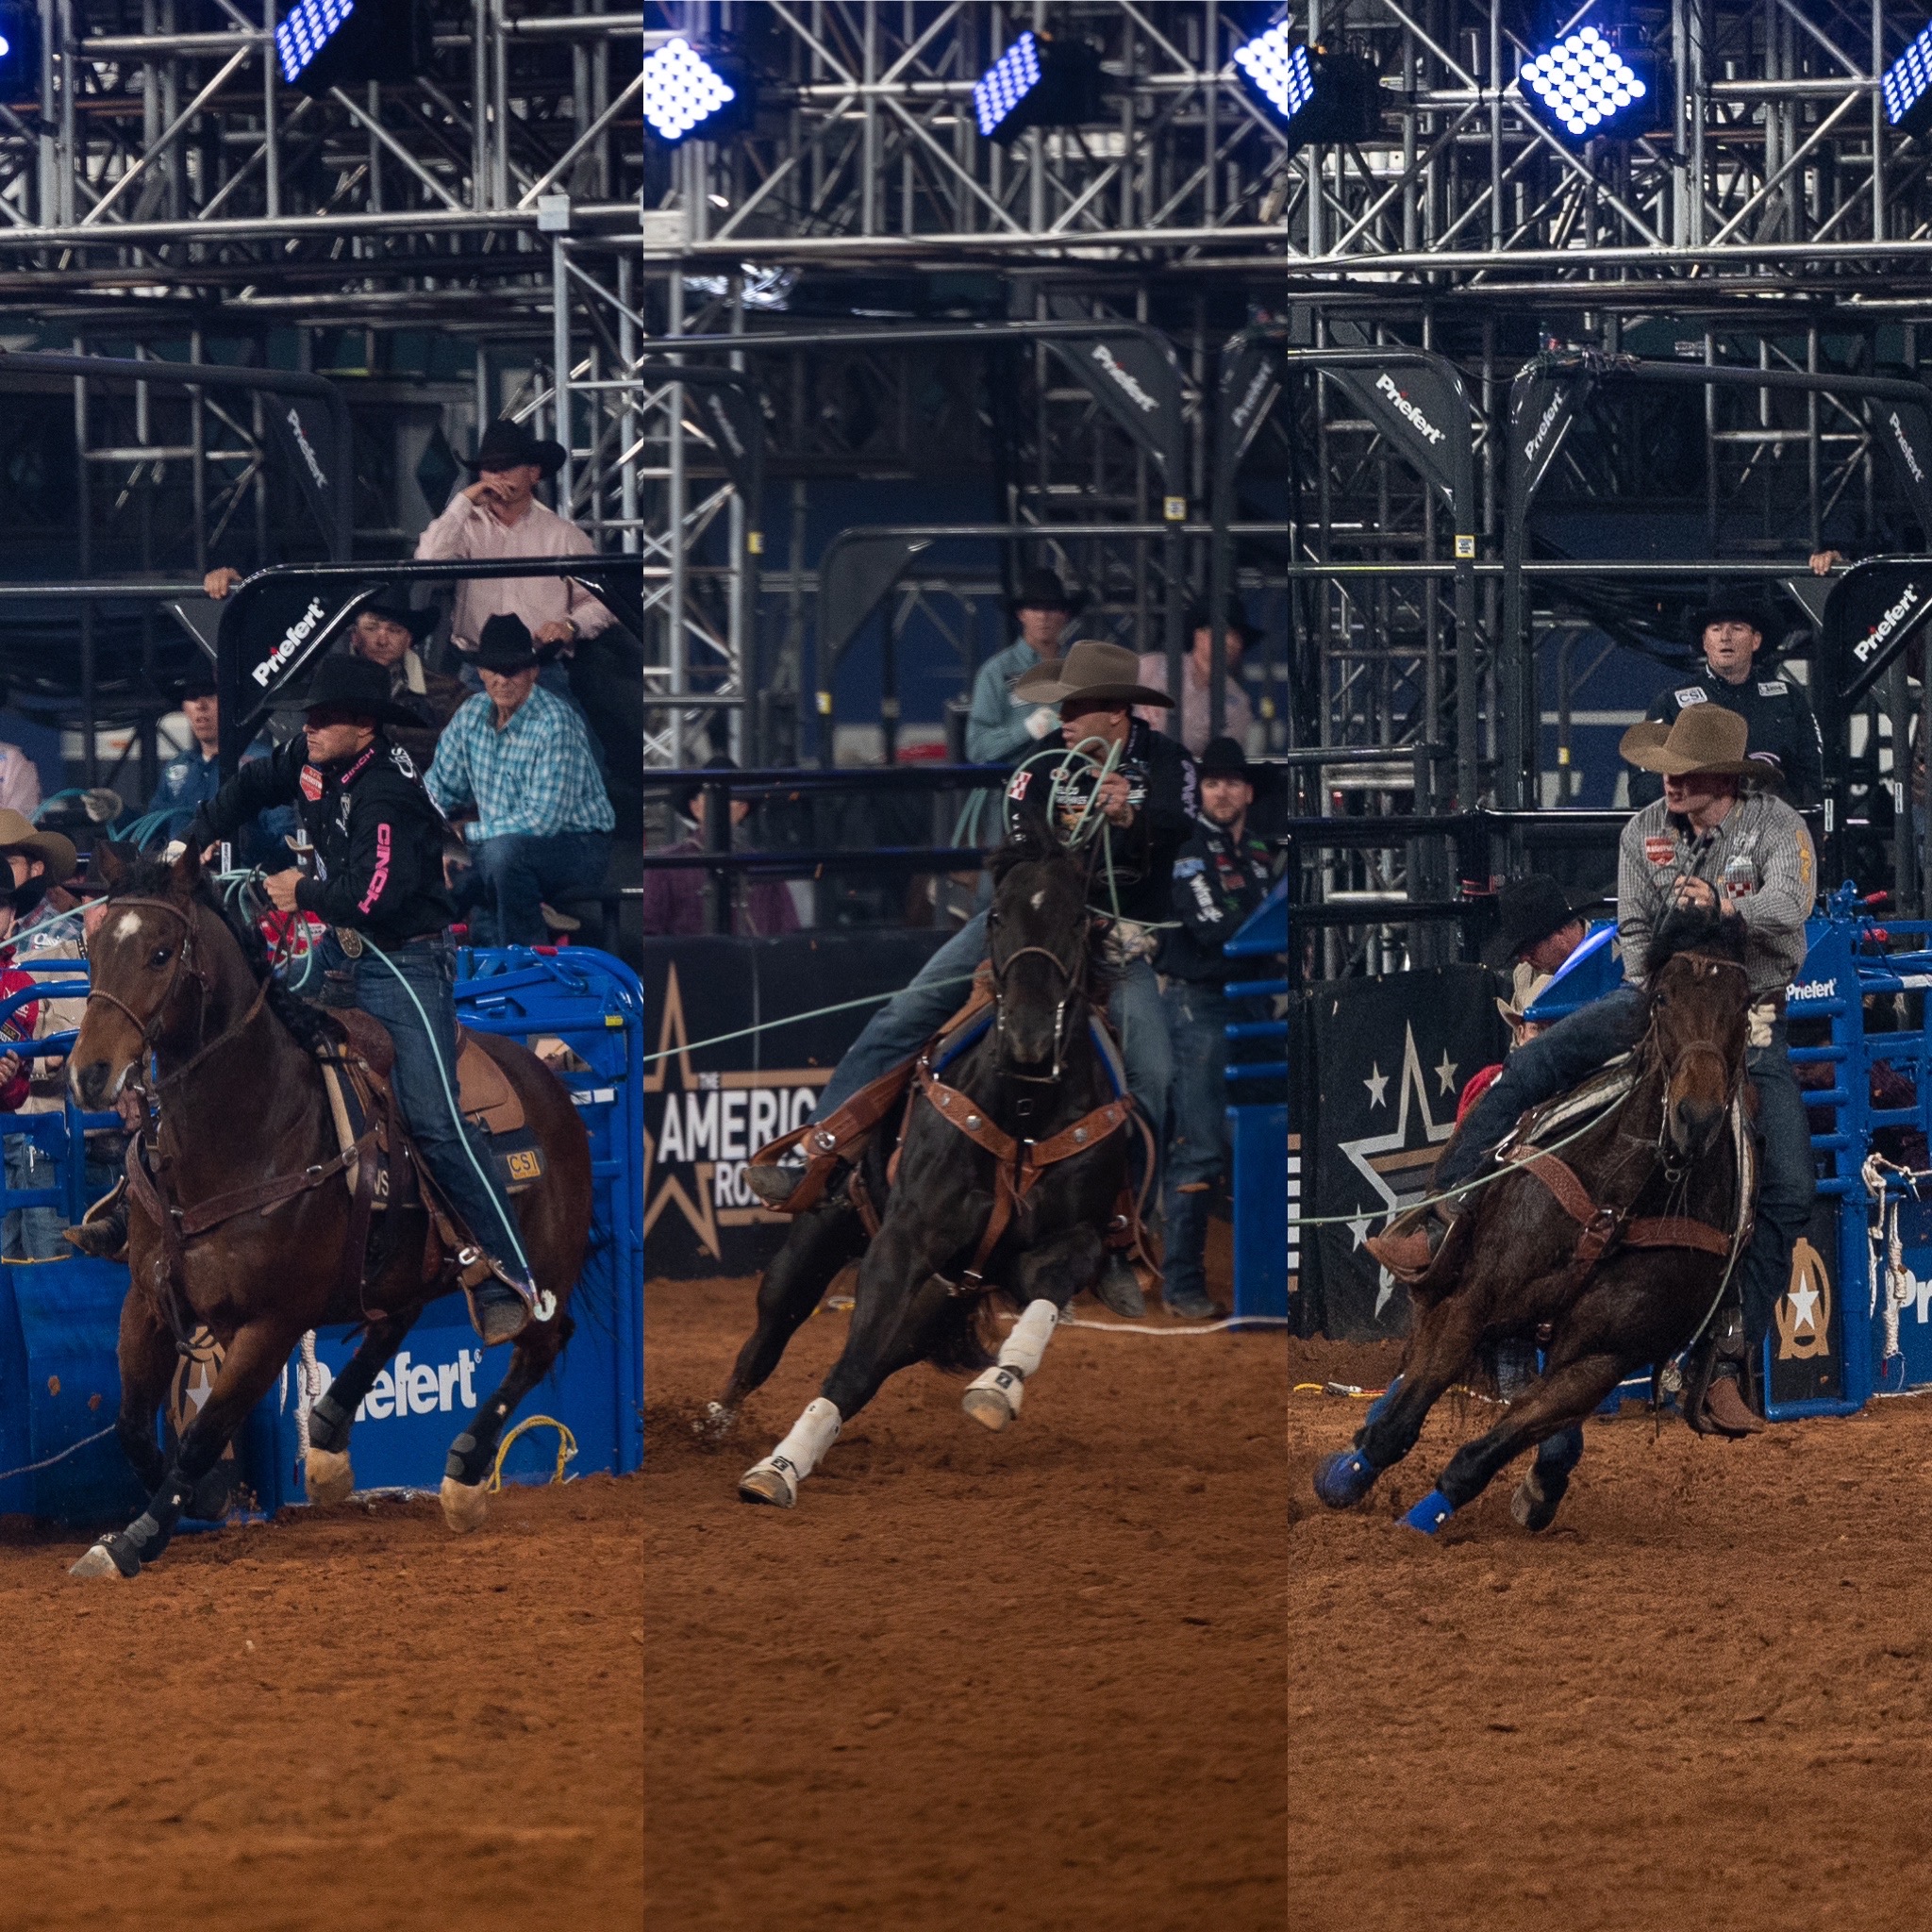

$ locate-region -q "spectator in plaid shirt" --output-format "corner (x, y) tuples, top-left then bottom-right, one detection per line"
(425, 614), (614, 945)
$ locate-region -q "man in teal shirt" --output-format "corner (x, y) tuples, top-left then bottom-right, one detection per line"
(965, 568), (1082, 763)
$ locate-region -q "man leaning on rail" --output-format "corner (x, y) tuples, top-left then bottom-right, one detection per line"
(745, 638), (1198, 1319)
(1367, 706), (1817, 1435)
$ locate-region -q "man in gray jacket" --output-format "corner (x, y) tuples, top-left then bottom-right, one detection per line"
(1369, 706), (1817, 1432)
(964, 569), (1081, 764)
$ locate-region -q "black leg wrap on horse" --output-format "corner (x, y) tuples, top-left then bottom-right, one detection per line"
(308, 1391), (353, 1455)
(444, 1430), (486, 1486)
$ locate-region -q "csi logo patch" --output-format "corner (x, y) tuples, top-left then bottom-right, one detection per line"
(507, 1148), (541, 1182)
(1644, 835), (1675, 867)
(299, 763), (325, 802)
(1674, 688), (1708, 707)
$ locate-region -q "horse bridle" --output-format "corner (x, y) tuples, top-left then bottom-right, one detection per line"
(989, 937), (1085, 1085)
(1647, 948), (1753, 1167)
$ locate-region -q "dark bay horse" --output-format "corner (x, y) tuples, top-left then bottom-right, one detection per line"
(65, 844), (593, 1578)
(1314, 905), (1757, 1537)
(720, 823), (1137, 1507)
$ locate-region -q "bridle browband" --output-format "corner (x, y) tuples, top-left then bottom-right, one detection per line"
(1645, 947), (1753, 1159)
(989, 939), (1086, 1084)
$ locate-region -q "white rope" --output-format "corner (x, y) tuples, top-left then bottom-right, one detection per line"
(294, 1329), (321, 1462)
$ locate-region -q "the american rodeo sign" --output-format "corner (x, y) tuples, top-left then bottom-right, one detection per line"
(642, 930), (952, 1278)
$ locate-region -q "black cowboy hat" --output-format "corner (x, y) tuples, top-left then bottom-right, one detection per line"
(1185, 595), (1260, 645)
(177, 661), (218, 703)
(464, 417), (567, 478)
(674, 752), (738, 822)
(356, 589), (438, 641)
(300, 654), (426, 730)
(473, 612), (542, 675)
(1007, 567), (1086, 617)
(1197, 735), (1252, 779)
(1481, 874), (1611, 969)
(1688, 597), (1781, 652)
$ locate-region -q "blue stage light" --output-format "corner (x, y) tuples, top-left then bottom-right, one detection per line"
(972, 30), (1103, 147)
(974, 31), (1042, 139)
(1518, 24), (1653, 142)
(275, 0), (356, 88)
(1229, 27), (1379, 155)
(641, 37), (741, 144)
(1883, 24), (1932, 141)
(275, 0), (426, 97)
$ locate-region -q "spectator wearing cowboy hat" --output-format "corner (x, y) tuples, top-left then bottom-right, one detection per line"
(964, 567), (1086, 764)
(413, 417), (616, 673)
(346, 591), (468, 773)
(746, 639), (1197, 1317)
(425, 613), (615, 947)
(1627, 594), (1824, 808)
(641, 753), (799, 940)
(1136, 597), (1257, 758)
(1379, 707), (1815, 1435)
(149, 663), (297, 866)
(1158, 736), (1277, 1320)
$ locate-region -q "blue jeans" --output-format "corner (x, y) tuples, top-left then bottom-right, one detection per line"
(1161, 979), (1230, 1194)
(353, 935), (524, 1268)
(813, 910), (1174, 1139)
(4, 1133), (63, 1259)
(1440, 989), (1815, 1350)
(465, 829), (610, 948)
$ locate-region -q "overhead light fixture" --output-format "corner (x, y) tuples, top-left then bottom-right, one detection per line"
(1518, 24), (1654, 143)
(275, 0), (429, 96)
(1230, 26), (1381, 155)
(1882, 23), (1932, 141)
(641, 35), (755, 145)
(972, 29), (1105, 146)
(0, 1), (39, 92)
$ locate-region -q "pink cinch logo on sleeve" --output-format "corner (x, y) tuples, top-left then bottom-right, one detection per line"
(358, 823), (392, 913)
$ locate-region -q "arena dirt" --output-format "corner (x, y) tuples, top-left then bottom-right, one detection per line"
(1290, 1335), (1932, 1932)
(0, 1474), (641, 1932)
(643, 1262), (1287, 1932)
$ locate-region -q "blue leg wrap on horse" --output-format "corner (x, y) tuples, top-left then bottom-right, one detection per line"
(1403, 1489), (1455, 1535)
(1536, 1424), (1585, 1478)
(1359, 1374), (1404, 1430)
(1313, 1449), (1379, 1508)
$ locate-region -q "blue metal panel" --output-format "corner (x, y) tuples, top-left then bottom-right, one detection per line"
(1227, 1103), (1289, 1326)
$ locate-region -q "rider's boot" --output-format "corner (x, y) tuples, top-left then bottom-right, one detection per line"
(1093, 1248), (1146, 1320)
(1687, 1304), (1765, 1437)
(63, 1180), (129, 1260)
(1363, 1194), (1461, 1285)
(744, 1147), (811, 1209)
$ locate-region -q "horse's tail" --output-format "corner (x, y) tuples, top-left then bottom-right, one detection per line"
(924, 1290), (996, 1374)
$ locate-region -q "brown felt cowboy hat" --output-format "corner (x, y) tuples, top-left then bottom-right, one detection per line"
(1012, 639), (1173, 709)
(1619, 706), (1773, 782)
(0, 809), (75, 883)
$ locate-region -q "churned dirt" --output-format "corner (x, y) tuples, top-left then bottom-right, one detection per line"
(0, 1475), (641, 1932)
(643, 1265), (1286, 1932)
(1289, 1336), (1932, 1932)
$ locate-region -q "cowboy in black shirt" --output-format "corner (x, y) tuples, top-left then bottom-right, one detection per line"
(188, 657), (542, 1346)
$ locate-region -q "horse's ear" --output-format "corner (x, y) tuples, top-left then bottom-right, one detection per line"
(167, 838), (203, 894)
(92, 839), (131, 888)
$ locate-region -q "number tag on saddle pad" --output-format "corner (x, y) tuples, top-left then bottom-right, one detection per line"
(1644, 835), (1676, 867)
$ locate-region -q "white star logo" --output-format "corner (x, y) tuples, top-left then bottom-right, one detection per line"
(1788, 1283), (1820, 1332)
(1348, 1210), (1370, 1249)
(1363, 1064), (1389, 1108)
(1435, 1050), (1459, 1096)
(1337, 1024), (1460, 1316)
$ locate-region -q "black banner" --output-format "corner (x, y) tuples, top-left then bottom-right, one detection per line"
(1767, 1195), (1842, 1410)
(1875, 398), (1932, 543)
(1508, 364), (1591, 520)
(265, 395), (341, 543)
(1219, 333), (1282, 480)
(643, 929), (952, 1279)
(1300, 966), (1507, 1341)
(1045, 307), (1186, 488)
(1324, 323), (1463, 507)
(688, 377), (764, 506)
(1831, 561), (1932, 701)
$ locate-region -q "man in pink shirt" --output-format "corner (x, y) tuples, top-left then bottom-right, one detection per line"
(1135, 598), (1257, 758)
(414, 418), (615, 673)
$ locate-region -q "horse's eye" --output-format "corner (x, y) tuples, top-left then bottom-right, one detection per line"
(148, 946), (171, 969)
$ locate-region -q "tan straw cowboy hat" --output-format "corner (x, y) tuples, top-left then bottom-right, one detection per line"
(1012, 639), (1173, 709)
(1618, 706), (1772, 781)
(0, 809), (75, 882)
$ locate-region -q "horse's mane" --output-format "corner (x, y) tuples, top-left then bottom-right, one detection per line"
(108, 856), (342, 1058)
(1644, 902), (1749, 988)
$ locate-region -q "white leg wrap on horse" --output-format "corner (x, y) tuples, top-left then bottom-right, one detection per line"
(772, 1396), (841, 1481)
(999, 1298), (1059, 1379)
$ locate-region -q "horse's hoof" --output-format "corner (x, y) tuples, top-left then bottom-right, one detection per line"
(1402, 1489), (1455, 1535)
(962, 1367), (1022, 1433)
(68, 1543), (126, 1581)
(439, 1475), (489, 1535)
(1510, 1467), (1568, 1534)
(738, 1458), (798, 1508)
(305, 1447), (354, 1507)
(1313, 1450), (1377, 1509)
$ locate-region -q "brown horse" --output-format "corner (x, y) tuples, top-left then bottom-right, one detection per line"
(64, 844), (592, 1578)
(1313, 904), (1756, 1537)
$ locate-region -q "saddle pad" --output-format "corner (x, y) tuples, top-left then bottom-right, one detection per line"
(457, 1029), (526, 1137)
(1507, 1055), (1636, 1150)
